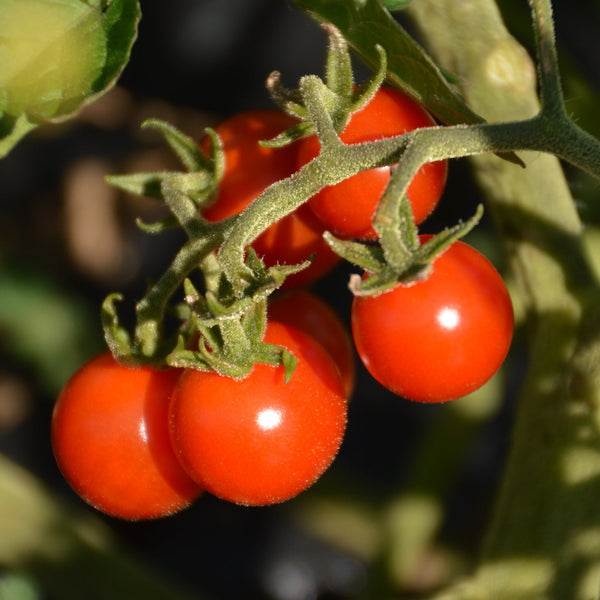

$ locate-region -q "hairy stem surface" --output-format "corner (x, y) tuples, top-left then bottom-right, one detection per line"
(406, 1), (600, 598)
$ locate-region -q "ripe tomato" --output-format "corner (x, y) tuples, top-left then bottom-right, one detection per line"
(268, 289), (356, 398)
(51, 353), (201, 520)
(169, 321), (347, 506)
(297, 87), (448, 240)
(201, 109), (340, 286)
(351, 237), (514, 402)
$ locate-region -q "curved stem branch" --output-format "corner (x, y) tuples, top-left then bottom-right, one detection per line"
(133, 222), (231, 357)
(217, 136), (407, 288)
(219, 108), (600, 292)
(529, 0), (565, 116)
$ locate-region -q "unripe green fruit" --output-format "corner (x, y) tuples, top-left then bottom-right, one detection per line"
(0, 0), (106, 120)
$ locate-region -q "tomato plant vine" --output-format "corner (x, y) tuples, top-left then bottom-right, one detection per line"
(3, 0), (600, 597)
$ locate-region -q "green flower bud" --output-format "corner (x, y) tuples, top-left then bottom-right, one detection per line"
(0, 0), (107, 121)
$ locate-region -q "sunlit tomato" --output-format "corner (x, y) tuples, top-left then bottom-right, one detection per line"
(169, 321), (347, 506)
(268, 289), (356, 398)
(201, 109), (340, 286)
(297, 87), (448, 240)
(351, 237), (514, 402)
(51, 353), (201, 519)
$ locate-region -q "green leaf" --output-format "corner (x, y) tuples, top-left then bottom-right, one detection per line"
(324, 22), (355, 97)
(350, 44), (388, 113)
(291, 0), (484, 125)
(348, 204), (485, 297)
(380, 0), (411, 10)
(259, 120), (314, 148)
(205, 291), (252, 318)
(107, 170), (214, 202)
(348, 266), (406, 296)
(281, 348), (299, 383)
(92, 0), (141, 97)
(265, 71), (309, 120)
(135, 215), (178, 234)
(241, 299), (268, 343)
(0, 264), (103, 393)
(166, 348), (213, 372)
(376, 176), (420, 268)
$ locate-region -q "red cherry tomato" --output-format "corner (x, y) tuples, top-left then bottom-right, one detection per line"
(268, 289), (356, 398)
(51, 353), (201, 520)
(351, 237), (514, 402)
(297, 87), (448, 240)
(169, 321), (347, 506)
(201, 109), (340, 286)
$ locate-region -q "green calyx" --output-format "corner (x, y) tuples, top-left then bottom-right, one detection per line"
(102, 120), (306, 379)
(166, 270), (297, 381)
(326, 195), (484, 297)
(106, 119), (224, 221)
(101, 238), (302, 380)
(261, 23), (388, 148)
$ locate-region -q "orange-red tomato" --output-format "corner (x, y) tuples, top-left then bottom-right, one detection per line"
(351, 237), (514, 402)
(51, 353), (201, 519)
(268, 289), (356, 398)
(202, 109), (340, 286)
(297, 87), (448, 240)
(169, 321), (347, 506)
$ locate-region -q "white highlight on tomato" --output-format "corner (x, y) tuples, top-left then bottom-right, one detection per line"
(257, 408), (282, 431)
(138, 419), (148, 443)
(437, 307), (460, 330)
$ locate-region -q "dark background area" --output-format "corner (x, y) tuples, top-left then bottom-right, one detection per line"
(0, 1), (599, 599)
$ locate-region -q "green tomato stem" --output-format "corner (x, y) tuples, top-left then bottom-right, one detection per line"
(133, 222), (231, 358)
(219, 82), (600, 295)
(404, 0), (600, 598)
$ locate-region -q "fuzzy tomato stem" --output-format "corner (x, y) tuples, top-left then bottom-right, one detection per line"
(405, 0), (600, 598)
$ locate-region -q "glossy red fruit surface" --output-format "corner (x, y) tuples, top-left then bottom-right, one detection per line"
(169, 321), (347, 506)
(269, 289), (356, 398)
(351, 238), (514, 402)
(51, 353), (201, 520)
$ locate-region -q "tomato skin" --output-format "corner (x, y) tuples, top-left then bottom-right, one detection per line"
(202, 109), (340, 286)
(297, 87), (448, 240)
(202, 109), (299, 222)
(351, 238), (514, 402)
(169, 321), (347, 506)
(268, 289), (356, 398)
(51, 353), (201, 520)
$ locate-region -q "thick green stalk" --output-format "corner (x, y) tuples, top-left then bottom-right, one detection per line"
(406, 1), (600, 598)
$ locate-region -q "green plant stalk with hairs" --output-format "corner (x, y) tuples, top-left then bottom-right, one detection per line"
(25, 0), (600, 594)
(397, 0), (600, 598)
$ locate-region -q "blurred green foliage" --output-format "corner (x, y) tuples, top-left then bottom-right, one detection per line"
(0, 264), (103, 395)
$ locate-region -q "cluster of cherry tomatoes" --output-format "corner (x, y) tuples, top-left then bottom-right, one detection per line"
(201, 84), (513, 404)
(51, 293), (350, 519)
(51, 87), (514, 520)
